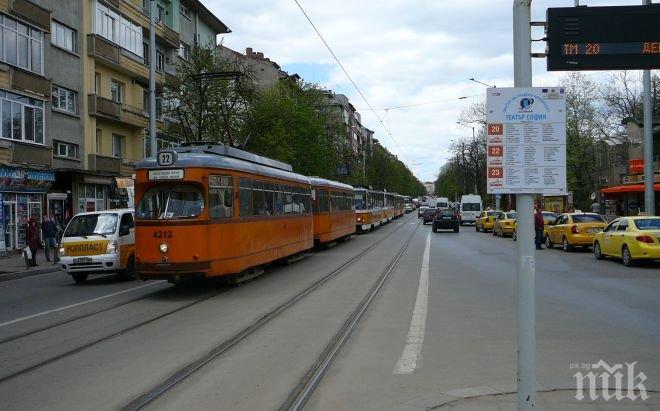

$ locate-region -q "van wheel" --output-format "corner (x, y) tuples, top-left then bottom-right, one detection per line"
(72, 273), (88, 284)
(120, 256), (136, 280)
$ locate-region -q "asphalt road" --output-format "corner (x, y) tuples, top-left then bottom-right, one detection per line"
(0, 213), (657, 410)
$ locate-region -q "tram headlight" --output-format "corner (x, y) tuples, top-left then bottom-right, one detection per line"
(159, 242), (168, 254)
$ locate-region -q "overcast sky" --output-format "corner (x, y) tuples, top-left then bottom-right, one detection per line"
(206, 0), (649, 182)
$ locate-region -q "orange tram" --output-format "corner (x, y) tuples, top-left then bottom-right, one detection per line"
(133, 144), (408, 283)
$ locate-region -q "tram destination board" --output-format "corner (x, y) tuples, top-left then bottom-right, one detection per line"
(546, 4), (660, 71)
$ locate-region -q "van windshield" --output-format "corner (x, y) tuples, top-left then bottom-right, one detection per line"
(64, 213), (118, 237)
(137, 185), (204, 219)
(462, 203), (481, 211)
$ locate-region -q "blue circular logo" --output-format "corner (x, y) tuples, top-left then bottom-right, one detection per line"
(520, 98), (534, 109)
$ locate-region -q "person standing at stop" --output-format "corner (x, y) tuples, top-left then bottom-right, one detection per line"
(534, 207), (544, 250)
(41, 215), (58, 263)
(27, 218), (40, 267)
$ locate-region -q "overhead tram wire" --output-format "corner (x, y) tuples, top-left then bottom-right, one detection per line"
(291, 0), (411, 164)
(359, 94), (482, 111)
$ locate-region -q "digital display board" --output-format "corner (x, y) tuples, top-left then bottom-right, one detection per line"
(547, 5), (660, 71)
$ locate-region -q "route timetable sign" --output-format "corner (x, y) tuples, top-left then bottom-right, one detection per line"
(546, 5), (660, 71)
(486, 87), (567, 195)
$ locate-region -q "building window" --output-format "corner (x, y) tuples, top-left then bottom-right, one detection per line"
(157, 5), (165, 22)
(51, 20), (75, 52)
(0, 13), (43, 74)
(112, 134), (124, 158)
(95, 3), (142, 57)
(156, 50), (165, 71)
(78, 183), (106, 212)
(51, 85), (76, 114)
(178, 42), (190, 60)
(53, 140), (78, 159)
(0, 91), (44, 144)
(110, 80), (123, 103)
(180, 4), (191, 20)
(95, 128), (102, 154)
(143, 133), (179, 158)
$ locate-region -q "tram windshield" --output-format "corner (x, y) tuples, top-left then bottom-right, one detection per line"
(137, 185), (204, 219)
(354, 191), (366, 211)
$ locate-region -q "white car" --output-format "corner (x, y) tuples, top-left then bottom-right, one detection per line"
(404, 204), (413, 213)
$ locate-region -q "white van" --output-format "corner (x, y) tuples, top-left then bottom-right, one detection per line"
(430, 197), (450, 210)
(59, 209), (135, 284)
(459, 194), (482, 225)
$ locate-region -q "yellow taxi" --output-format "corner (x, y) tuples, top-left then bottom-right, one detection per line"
(544, 212), (606, 252)
(475, 210), (503, 232)
(593, 216), (660, 267)
(493, 211), (516, 237)
(512, 211), (558, 241)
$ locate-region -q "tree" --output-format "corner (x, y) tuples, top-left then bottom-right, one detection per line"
(163, 42), (258, 146)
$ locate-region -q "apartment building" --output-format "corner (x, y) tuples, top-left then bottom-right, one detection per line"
(0, 0), (228, 250)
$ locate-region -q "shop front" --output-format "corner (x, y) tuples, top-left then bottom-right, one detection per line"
(0, 168), (55, 250)
(601, 180), (660, 216)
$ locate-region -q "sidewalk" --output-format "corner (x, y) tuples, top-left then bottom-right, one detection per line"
(0, 248), (62, 282)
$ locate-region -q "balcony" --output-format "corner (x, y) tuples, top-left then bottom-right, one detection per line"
(115, 1), (180, 49)
(10, 67), (51, 97)
(9, 0), (51, 31)
(88, 154), (121, 174)
(88, 94), (149, 129)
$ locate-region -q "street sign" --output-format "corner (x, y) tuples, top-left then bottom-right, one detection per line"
(546, 5), (660, 71)
(486, 87), (567, 195)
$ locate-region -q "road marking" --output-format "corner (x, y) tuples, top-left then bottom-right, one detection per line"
(0, 281), (165, 328)
(394, 230), (431, 374)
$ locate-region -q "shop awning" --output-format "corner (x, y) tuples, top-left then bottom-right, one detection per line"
(601, 184), (660, 194)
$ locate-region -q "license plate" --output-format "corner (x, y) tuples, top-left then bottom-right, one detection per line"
(587, 228), (601, 234)
(73, 257), (92, 264)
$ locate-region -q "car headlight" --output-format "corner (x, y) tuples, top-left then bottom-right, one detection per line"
(59, 246), (65, 256)
(159, 242), (168, 254)
(106, 241), (118, 254)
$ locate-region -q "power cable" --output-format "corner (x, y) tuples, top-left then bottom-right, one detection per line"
(292, 0), (411, 163)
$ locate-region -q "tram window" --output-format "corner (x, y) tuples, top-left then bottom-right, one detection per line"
(239, 178), (252, 217)
(209, 175), (233, 219)
(319, 190), (330, 212)
(355, 192), (365, 210)
(264, 183), (274, 215)
(304, 191), (311, 214)
(284, 186), (294, 214)
(137, 185), (204, 219)
(252, 180), (267, 216)
(274, 185), (284, 215)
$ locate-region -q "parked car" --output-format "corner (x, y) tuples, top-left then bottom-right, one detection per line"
(459, 194), (482, 225)
(418, 205), (428, 218)
(545, 212), (606, 251)
(593, 216), (660, 266)
(422, 207), (436, 225)
(404, 203), (413, 213)
(432, 209), (459, 233)
(493, 211), (517, 237)
(476, 210), (503, 232)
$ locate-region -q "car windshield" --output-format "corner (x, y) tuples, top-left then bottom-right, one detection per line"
(633, 218), (660, 230)
(137, 185), (204, 219)
(437, 202), (448, 208)
(572, 214), (604, 223)
(506, 212), (516, 219)
(438, 210), (454, 216)
(542, 212), (557, 221)
(64, 213), (118, 237)
(462, 203), (481, 211)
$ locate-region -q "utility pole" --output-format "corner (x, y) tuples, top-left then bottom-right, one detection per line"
(513, 1), (535, 410)
(643, 0), (655, 216)
(148, 0), (157, 158)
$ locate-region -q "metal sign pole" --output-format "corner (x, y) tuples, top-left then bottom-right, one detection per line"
(643, 0), (655, 216)
(513, 1), (535, 410)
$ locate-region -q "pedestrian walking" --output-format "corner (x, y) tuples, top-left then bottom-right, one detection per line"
(26, 218), (39, 267)
(41, 215), (58, 263)
(534, 207), (544, 250)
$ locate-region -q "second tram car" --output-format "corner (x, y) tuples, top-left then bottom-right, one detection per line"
(309, 177), (356, 243)
(354, 188), (386, 231)
(134, 144), (314, 282)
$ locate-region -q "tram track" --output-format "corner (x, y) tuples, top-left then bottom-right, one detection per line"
(281, 221), (419, 410)
(122, 215), (418, 410)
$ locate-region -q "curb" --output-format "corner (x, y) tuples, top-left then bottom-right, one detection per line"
(0, 266), (62, 282)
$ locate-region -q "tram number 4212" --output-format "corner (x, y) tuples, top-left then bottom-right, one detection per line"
(153, 230), (173, 239)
